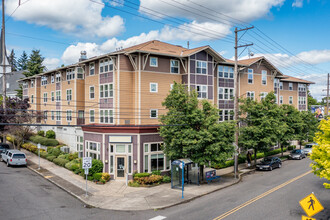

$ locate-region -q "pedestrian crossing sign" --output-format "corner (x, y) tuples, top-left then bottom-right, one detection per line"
(301, 215), (316, 220)
(299, 193), (324, 217)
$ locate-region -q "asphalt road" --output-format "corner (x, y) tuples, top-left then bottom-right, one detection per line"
(0, 157), (329, 220)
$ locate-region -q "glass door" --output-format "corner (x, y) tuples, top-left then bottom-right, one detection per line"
(116, 156), (125, 179)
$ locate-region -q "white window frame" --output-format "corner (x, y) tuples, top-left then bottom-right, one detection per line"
(31, 80), (34, 88)
(218, 65), (234, 79)
(41, 76), (48, 86)
(280, 96), (283, 104)
(289, 83), (293, 91)
(262, 70), (267, 85)
(31, 95), (34, 103)
(279, 82), (283, 90)
(100, 109), (114, 124)
(90, 109), (95, 123)
(170, 60), (179, 74)
(289, 96), (293, 104)
(56, 111), (61, 121)
(56, 73), (61, 82)
(248, 69), (253, 84)
(66, 68), (75, 81)
(150, 83), (158, 93)
(66, 89), (72, 101)
(197, 85), (207, 99)
(150, 57), (158, 67)
(43, 93), (48, 103)
(247, 91), (255, 100)
(260, 92), (268, 101)
(76, 67), (84, 79)
(100, 83), (113, 98)
(298, 83), (306, 92)
(89, 86), (95, 99)
(219, 109), (234, 122)
(23, 82), (28, 89)
(66, 110), (72, 122)
(144, 142), (168, 173)
(51, 91), (55, 102)
(150, 109), (158, 118)
(89, 62), (95, 76)
(51, 74), (55, 84)
(218, 87), (234, 100)
(43, 111), (48, 120)
(51, 111), (55, 121)
(56, 91), (61, 101)
(85, 141), (101, 160)
(99, 58), (113, 73)
(196, 60), (207, 74)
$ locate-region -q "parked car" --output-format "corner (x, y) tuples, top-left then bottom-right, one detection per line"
(256, 157), (282, 171)
(288, 149), (306, 160)
(1, 150), (27, 167)
(0, 143), (10, 156)
(303, 143), (318, 155)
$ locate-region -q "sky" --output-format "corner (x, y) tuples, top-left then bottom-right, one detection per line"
(3, 0), (330, 100)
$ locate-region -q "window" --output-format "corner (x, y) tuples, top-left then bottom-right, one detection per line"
(170, 60), (179, 73)
(260, 92), (268, 101)
(289, 83), (293, 91)
(289, 96), (293, 104)
(51, 111), (55, 120)
(85, 141), (100, 160)
(298, 84), (306, 92)
(43, 111), (48, 120)
(100, 109), (114, 124)
(66, 89), (72, 101)
(76, 67), (84, 79)
(150, 109), (158, 118)
(100, 83), (113, 98)
(280, 96), (283, 104)
(219, 109), (234, 122)
(99, 59), (113, 73)
(196, 60), (207, 74)
(248, 69), (253, 84)
(56, 91), (61, 101)
(197, 85), (207, 99)
(90, 110), (95, 123)
(41, 76), (48, 86)
(31, 80), (34, 88)
(56, 73), (61, 82)
(247, 91), (255, 100)
(76, 136), (83, 158)
(89, 63), (95, 76)
(218, 66), (234, 79)
(144, 143), (167, 173)
(67, 110), (72, 121)
(150, 57), (158, 67)
(299, 97), (306, 105)
(90, 86), (95, 99)
(150, 83), (158, 93)
(51, 91), (55, 102)
(43, 93), (48, 103)
(56, 111), (61, 121)
(66, 69), (75, 80)
(51, 74), (55, 83)
(218, 87), (234, 100)
(279, 82), (283, 90)
(31, 95), (34, 103)
(23, 82), (28, 89)
(262, 70), (267, 85)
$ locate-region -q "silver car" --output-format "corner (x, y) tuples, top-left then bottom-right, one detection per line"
(303, 143), (318, 155)
(1, 150), (27, 167)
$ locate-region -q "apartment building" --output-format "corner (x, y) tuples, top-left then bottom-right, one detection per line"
(18, 40), (314, 180)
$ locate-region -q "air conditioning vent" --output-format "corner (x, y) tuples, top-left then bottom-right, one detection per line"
(60, 146), (70, 154)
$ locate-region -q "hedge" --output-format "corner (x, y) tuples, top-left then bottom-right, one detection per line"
(46, 155), (57, 162)
(40, 151), (48, 159)
(57, 155), (67, 160)
(29, 135), (59, 146)
(134, 172), (150, 178)
(37, 131), (45, 137)
(47, 147), (61, 157)
(88, 159), (104, 176)
(45, 130), (56, 139)
(93, 173), (103, 181)
(65, 159), (80, 171)
(53, 158), (69, 167)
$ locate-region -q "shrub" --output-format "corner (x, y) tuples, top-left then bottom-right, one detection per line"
(67, 152), (78, 161)
(88, 159), (104, 176)
(37, 130), (45, 137)
(65, 159), (80, 170)
(46, 130), (56, 139)
(53, 158), (69, 167)
(134, 175), (163, 185)
(40, 151), (48, 159)
(46, 155), (57, 162)
(288, 145), (296, 151)
(128, 181), (140, 187)
(87, 176), (94, 181)
(49, 147), (61, 157)
(101, 173), (111, 182)
(42, 139), (59, 146)
(162, 175), (171, 183)
(6, 135), (14, 143)
(100, 179), (106, 184)
(151, 170), (161, 176)
(93, 173), (103, 181)
(58, 154), (67, 160)
(74, 168), (81, 174)
(134, 172), (150, 178)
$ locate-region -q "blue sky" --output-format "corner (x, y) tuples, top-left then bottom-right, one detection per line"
(4, 0), (330, 100)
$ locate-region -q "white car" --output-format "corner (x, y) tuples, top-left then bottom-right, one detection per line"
(303, 143), (318, 155)
(1, 150), (27, 167)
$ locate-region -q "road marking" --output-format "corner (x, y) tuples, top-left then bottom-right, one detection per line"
(149, 215), (166, 220)
(213, 170), (312, 220)
(44, 175), (53, 179)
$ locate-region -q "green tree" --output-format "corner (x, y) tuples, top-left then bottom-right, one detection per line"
(8, 49), (17, 71)
(239, 92), (284, 166)
(15, 84), (23, 99)
(311, 119), (330, 189)
(159, 82), (235, 177)
(17, 51), (28, 71)
(307, 90), (319, 109)
(296, 110), (319, 148)
(25, 50), (45, 77)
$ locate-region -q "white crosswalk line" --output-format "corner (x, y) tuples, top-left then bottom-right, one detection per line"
(148, 215), (167, 220)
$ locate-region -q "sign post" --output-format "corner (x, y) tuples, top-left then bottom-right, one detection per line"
(180, 161), (185, 199)
(82, 157), (92, 197)
(299, 193), (324, 218)
(37, 143), (40, 170)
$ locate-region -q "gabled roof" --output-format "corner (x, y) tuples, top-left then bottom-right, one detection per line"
(238, 56), (283, 76)
(280, 75), (315, 84)
(0, 70), (26, 94)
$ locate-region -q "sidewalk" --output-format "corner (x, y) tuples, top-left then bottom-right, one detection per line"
(23, 149), (287, 211)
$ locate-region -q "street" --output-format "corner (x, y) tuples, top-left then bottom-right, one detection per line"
(0, 158), (329, 220)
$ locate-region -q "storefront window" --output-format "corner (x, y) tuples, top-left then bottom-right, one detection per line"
(116, 144), (125, 153)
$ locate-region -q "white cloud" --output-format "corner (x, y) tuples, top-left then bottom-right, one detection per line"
(6, 0), (124, 38)
(44, 58), (61, 70)
(292, 0), (304, 8)
(300, 73), (325, 101)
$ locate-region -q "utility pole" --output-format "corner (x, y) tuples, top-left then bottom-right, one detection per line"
(327, 73), (329, 116)
(234, 26), (254, 178)
(1, 0), (6, 144)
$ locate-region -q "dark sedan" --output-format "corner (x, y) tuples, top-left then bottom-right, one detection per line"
(0, 143), (10, 157)
(256, 157), (282, 171)
(288, 149), (306, 160)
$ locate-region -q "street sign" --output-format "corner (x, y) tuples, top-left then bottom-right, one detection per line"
(301, 215), (316, 220)
(82, 157), (92, 169)
(37, 143), (40, 149)
(84, 168), (89, 175)
(299, 193), (324, 217)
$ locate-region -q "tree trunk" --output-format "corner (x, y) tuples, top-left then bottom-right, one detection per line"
(254, 149), (257, 167)
(199, 165), (204, 183)
(280, 142), (283, 157)
(299, 140), (302, 149)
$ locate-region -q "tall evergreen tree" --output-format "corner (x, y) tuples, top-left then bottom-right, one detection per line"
(25, 50), (45, 77)
(8, 49), (17, 71)
(17, 51), (28, 71)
